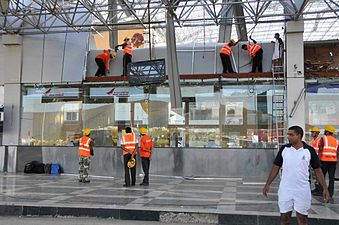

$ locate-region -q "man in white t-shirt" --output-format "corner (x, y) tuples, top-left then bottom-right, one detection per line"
(272, 33), (284, 67)
(263, 126), (329, 225)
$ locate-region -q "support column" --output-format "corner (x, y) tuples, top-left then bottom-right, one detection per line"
(108, 0), (118, 48)
(218, 0), (233, 43)
(166, 9), (182, 109)
(2, 34), (23, 172)
(285, 21), (305, 132)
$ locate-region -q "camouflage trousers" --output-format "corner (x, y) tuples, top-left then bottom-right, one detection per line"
(79, 156), (90, 182)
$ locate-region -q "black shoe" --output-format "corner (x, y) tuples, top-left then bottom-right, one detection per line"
(78, 179), (83, 183)
(131, 183), (135, 186)
(123, 184), (130, 187)
(140, 182), (149, 186)
(82, 180), (90, 183)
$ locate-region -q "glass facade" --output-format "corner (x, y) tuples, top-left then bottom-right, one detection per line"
(20, 83), (290, 148)
(305, 83), (339, 142)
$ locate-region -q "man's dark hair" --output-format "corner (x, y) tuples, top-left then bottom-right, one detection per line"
(125, 127), (132, 133)
(288, 126), (304, 139)
(275, 33), (280, 37)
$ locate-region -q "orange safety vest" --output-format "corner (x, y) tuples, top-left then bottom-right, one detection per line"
(124, 44), (132, 56)
(78, 136), (92, 157)
(312, 136), (321, 155)
(247, 44), (262, 57)
(96, 49), (111, 70)
(121, 133), (137, 155)
(220, 43), (232, 55)
(140, 135), (154, 158)
(320, 135), (338, 162)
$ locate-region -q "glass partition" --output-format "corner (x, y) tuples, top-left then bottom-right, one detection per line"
(20, 83), (285, 148)
(305, 83), (339, 142)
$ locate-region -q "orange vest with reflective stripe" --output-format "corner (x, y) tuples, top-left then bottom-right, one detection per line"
(121, 133), (137, 155)
(124, 44), (132, 55)
(220, 44), (232, 55)
(96, 50), (111, 70)
(78, 136), (92, 157)
(247, 44), (261, 57)
(312, 136), (321, 155)
(140, 135), (154, 158)
(320, 135), (338, 162)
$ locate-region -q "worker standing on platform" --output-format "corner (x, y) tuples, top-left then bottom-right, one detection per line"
(263, 126), (329, 225)
(139, 127), (154, 186)
(115, 36), (133, 76)
(121, 127), (138, 187)
(78, 129), (94, 183)
(310, 127), (321, 194)
(272, 33), (284, 67)
(95, 49), (115, 77)
(219, 39), (239, 74)
(242, 36), (263, 73)
(316, 125), (339, 202)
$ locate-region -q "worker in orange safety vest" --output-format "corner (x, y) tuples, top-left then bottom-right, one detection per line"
(121, 127), (138, 187)
(115, 36), (133, 77)
(241, 36), (263, 73)
(310, 127), (321, 194)
(139, 127), (154, 186)
(95, 49), (115, 77)
(78, 129), (94, 183)
(219, 39), (240, 74)
(316, 125), (339, 199)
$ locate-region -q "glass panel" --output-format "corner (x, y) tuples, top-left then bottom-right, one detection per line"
(21, 86), (81, 146)
(188, 128), (220, 148)
(189, 96), (219, 125)
(305, 84), (339, 142)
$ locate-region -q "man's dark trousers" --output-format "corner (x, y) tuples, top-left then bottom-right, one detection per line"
(252, 48), (263, 72)
(321, 161), (337, 197)
(123, 154), (136, 186)
(141, 157), (150, 184)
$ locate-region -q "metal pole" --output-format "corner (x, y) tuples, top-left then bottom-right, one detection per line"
(148, 0), (152, 60)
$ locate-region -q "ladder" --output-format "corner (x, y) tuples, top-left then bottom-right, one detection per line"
(272, 65), (287, 149)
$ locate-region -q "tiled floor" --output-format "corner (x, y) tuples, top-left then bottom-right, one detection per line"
(0, 173), (338, 220)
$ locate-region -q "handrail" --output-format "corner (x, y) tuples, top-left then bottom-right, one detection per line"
(289, 87), (306, 118)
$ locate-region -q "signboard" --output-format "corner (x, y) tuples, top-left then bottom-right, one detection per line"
(27, 88), (79, 98)
(90, 87), (144, 98)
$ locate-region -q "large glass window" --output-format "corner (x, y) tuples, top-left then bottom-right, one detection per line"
(21, 86), (82, 146)
(305, 83), (339, 142)
(20, 83), (285, 148)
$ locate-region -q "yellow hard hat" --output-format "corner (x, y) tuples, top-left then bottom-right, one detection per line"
(139, 127), (147, 135)
(83, 129), (91, 136)
(124, 36), (130, 41)
(127, 157), (136, 168)
(111, 52), (116, 58)
(311, 127), (320, 132)
(324, 125), (335, 133)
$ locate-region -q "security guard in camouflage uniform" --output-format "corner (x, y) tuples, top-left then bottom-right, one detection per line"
(78, 129), (94, 183)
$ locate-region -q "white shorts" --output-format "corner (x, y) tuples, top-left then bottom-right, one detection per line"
(278, 189), (311, 215)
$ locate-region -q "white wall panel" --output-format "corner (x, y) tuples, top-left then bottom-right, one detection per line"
(42, 33), (65, 83)
(21, 36), (43, 83)
(62, 33), (89, 82)
(0, 38), (4, 85)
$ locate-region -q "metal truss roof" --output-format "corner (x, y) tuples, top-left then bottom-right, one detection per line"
(0, 0), (338, 42)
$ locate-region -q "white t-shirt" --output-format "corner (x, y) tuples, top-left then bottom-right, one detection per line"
(274, 142), (320, 192)
(272, 38), (283, 60)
